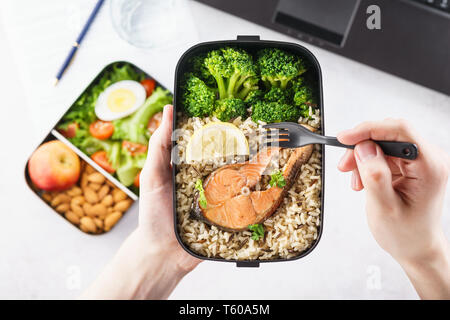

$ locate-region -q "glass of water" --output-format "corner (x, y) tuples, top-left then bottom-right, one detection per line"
(110, 0), (185, 49)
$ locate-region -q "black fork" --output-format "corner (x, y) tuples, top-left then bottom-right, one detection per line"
(263, 122), (418, 160)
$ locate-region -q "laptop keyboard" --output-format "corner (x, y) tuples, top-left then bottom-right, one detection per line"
(408, 0), (450, 13)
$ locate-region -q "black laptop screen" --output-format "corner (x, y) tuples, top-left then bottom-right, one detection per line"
(273, 0), (359, 46)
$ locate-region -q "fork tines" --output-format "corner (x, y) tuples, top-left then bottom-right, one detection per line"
(262, 128), (290, 148)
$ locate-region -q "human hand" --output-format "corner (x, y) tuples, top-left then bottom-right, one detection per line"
(137, 104), (202, 273)
(82, 105), (201, 300)
(337, 119), (450, 299)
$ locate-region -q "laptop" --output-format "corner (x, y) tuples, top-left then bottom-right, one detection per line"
(194, 0), (450, 96)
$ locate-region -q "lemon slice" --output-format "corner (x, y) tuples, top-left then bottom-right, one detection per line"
(186, 122), (249, 162)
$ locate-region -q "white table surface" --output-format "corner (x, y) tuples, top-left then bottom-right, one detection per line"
(0, 0), (449, 300)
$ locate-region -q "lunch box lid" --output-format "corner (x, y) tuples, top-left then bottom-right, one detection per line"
(172, 35), (325, 267)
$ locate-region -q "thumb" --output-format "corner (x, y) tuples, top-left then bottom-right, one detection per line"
(150, 104), (173, 152)
(140, 105), (173, 192)
(354, 140), (397, 205)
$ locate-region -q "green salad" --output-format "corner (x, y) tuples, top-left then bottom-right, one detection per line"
(57, 63), (172, 192)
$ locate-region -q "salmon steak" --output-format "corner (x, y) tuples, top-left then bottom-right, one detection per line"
(192, 133), (314, 231)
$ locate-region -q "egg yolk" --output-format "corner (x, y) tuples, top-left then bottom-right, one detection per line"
(107, 88), (136, 113)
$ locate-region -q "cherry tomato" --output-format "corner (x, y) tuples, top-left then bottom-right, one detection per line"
(58, 123), (78, 139)
(133, 170), (141, 188)
(141, 78), (156, 97)
(147, 111), (163, 134)
(122, 141), (148, 156)
(89, 120), (114, 140)
(91, 151), (115, 173)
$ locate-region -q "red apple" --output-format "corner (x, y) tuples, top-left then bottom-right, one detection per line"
(28, 140), (80, 191)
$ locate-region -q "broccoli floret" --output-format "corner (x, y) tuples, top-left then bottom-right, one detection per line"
(190, 54), (216, 87)
(205, 47), (258, 100)
(290, 77), (316, 118)
(112, 87), (172, 144)
(251, 101), (300, 123)
(257, 48), (306, 89)
(244, 89), (263, 106)
(181, 73), (216, 118)
(263, 87), (291, 104)
(293, 86), (315, 118)
(293, 86), (314, 107)
(236, 76), (259, 100)
(213, 98), (247, 121)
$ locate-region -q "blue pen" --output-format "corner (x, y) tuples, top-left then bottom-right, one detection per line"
(54, 0), (105, 86)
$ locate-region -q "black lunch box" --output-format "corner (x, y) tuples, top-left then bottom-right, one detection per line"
(25, 61), (168, 234)
(172, 36), (325, 267)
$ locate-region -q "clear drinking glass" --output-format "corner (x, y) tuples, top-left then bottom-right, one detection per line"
(110, 0), (185, 49)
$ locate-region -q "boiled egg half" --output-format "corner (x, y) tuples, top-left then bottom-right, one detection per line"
(95, 80), (146, 121)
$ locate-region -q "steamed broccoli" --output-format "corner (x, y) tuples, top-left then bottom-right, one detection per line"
(263, 87), (291, 104)
(190, 54), (216, 87)
(293, 86), (315, 107)
(244, 89), (263, 106)
(112, 87), (172, 144)
(205, 47), (258, 100)
(257, 48), (306, 89)
(181, 73), (216, 117)
(292, 79), (316, 118)
(213, 98), (247, 121)
(181, 47), (315, 124)
(251, 101), (300, 123)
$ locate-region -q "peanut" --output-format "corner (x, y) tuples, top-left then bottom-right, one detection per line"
(80, 224), (89, 233)
(114, 199), (132, 212)
(112, 189), (127, 203)
(80, 217), (97, 233)
(51, 194), (71, 207)
(84, 186), (98, 204)
(87, 203), (107, 217)
(101, 194), (113, 207)
(81, 173), (89, 189)
(94, 218), (103, 229)
(83, 202), (93, 215)
(71, 195), (85, 207)
(88, 172), (105, 184)
(67, 186), (82, 197)
(104, 211), (122, 231)
(89, 182), (102, 191)
(65, 211), (80, 225)
(42, 192), (53, 202)
(70, 203), (84, 217)
(55, 203), (70, 213)
(97, 185), (109, 200)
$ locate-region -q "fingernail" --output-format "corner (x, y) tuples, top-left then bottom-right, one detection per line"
(355, 141), (377, 162)
(337, 129), (350, 141)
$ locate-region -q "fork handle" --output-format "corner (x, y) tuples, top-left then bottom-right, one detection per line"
(320, 136), (418, 160)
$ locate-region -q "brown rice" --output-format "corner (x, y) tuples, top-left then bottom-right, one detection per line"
(175, 108), (322, 260)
